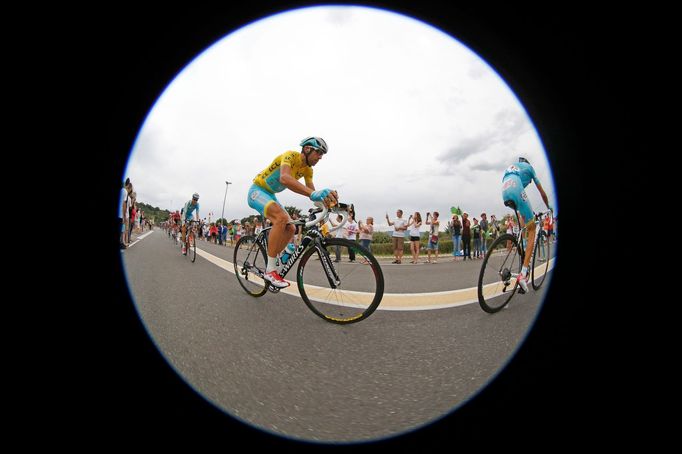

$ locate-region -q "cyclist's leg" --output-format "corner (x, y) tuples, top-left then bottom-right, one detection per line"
(502, 175), (531, 263)
(516, 193), (535, 269)
(247, 184), (294, 268)
(264, 203), (295, 259)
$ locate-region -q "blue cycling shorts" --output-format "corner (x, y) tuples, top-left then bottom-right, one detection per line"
(502, 175), (534, 222)
(248, 184), (283, 217)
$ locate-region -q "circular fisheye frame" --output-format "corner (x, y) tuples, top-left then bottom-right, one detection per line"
(120, 4), (557, 445)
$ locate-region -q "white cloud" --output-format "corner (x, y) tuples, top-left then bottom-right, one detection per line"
(125, 5), (557, 231)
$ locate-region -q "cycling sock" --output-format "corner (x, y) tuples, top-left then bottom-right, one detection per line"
(521, 266), (528, 277)
(266, 256), (277, 273)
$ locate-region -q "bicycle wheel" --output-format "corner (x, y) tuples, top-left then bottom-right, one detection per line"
(478, 233), (523, 313)
(189, 231), (197, 262)
(233, 235), (268, 297)
(297, 238), (384, 324)
(531, 230), (550, 290)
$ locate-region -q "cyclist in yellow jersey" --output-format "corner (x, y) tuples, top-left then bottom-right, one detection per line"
(247, 137), (338, 288)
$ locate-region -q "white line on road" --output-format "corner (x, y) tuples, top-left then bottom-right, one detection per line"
(194, 245), (555, 311)
(127, 230), (154, 248)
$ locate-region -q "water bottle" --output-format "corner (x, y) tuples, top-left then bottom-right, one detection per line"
(281, 242), (296, 264)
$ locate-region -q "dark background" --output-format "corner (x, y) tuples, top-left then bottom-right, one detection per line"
(53, 1), (640, 449)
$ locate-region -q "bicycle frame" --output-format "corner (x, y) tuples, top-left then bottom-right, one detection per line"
(245, 203), (348, 290)
(510, 210), (549, 262)
(257, 224), (340, 288)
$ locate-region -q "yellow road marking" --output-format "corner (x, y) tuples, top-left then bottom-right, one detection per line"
(196, 247), (554, 311)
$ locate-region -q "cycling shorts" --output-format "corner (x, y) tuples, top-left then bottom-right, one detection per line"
(248, 183), (283, 217)
(502, 175), (534, 222)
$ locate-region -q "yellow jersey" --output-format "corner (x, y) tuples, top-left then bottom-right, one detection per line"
(253, 151), (313, 193)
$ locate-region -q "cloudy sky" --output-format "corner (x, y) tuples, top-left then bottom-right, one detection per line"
(124, 5), (556, 231)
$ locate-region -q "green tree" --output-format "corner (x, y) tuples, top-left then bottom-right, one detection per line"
(240, 214), (260, 225)
(136, 202), (170, 224)
(285, 205), (302, 218)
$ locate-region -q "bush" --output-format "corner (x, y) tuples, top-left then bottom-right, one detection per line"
(368, 235), (501, 256)
(369, 239), (455, 256)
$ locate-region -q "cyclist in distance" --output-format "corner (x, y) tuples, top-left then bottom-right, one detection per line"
(171, 209), (181, 229)
(501, 157), (552, 292)
(247, 136), (338, 288)
(181, 193), (201, 255)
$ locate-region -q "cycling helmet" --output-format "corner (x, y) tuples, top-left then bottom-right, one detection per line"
(518, 157), (530, 164)
(192, 193), (200, 200)
(300, 136), (328, 154)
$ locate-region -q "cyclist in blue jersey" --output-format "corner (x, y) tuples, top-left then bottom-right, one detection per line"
(181, 192), (201, 255)
(247, 137), (338, 288)
(502, 157), (552, 292)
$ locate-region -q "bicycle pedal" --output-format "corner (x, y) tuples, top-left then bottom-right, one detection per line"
(267, 285), (281, 294)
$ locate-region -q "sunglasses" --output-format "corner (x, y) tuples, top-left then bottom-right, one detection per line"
(310, 146), (326, 155)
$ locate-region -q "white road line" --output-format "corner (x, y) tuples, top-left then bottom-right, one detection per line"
(127, 230), (154, 248)
(194, 246), (555, 311)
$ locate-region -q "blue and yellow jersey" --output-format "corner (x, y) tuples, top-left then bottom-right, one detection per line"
(253, 151), (313, 193)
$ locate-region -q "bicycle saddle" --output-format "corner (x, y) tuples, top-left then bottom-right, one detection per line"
(503, 200), (517, 210)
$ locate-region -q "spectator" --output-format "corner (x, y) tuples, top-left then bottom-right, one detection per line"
(138, 209), (144, 233)
(489, 214), (499, 240)
(541, 214), (551, 243)
(425, 211), (440, 263)
(345, 212), (359, 262)
(480, 213), (489, 257)
(461, 212), (471, 261)
(358, 216), (374, 264)
(320, 219), (330, 238)
(406, 212), (422, 264)
(450, 214), (462, 261)
(386, 209), (408, 264)
(119, 178), (132, 249)
(331, 214), (346, 262)
(472, 217), (481, 259)
(291, 212), (303, 246)
(210, 223), (219, 243)
(128, 192), (137, 243)
(505, 214), (516, 252)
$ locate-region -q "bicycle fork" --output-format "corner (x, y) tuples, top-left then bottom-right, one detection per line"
(315, 241), (341, 288)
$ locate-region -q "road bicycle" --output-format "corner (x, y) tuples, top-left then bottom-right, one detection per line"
(181, 220), (199, 262)
(170, 223), (179, 245)
(233, 202), (384, 324)
(477, 203), (553, 313)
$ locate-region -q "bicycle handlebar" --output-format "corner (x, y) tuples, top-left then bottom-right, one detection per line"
(302, 201), (349, 232)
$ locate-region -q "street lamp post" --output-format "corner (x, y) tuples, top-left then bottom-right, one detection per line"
(221, 180), (232, 224)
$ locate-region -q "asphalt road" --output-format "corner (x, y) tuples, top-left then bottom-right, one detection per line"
(121, 228), (553, 443)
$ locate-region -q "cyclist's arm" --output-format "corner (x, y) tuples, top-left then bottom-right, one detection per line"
(535, 182), (551, 211)
(279, 164), (314, 198)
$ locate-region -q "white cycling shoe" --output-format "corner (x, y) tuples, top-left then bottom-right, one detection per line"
(264, 270), (290, 288)
(517, 273), (529, 293)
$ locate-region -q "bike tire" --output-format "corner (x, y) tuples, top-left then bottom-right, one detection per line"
(190, 231), (197, 263)
(297, 238), (384, 324)
(531, 230), (550, 290)
(478, 233), (522, 313)
(233, 235), (268, 297)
